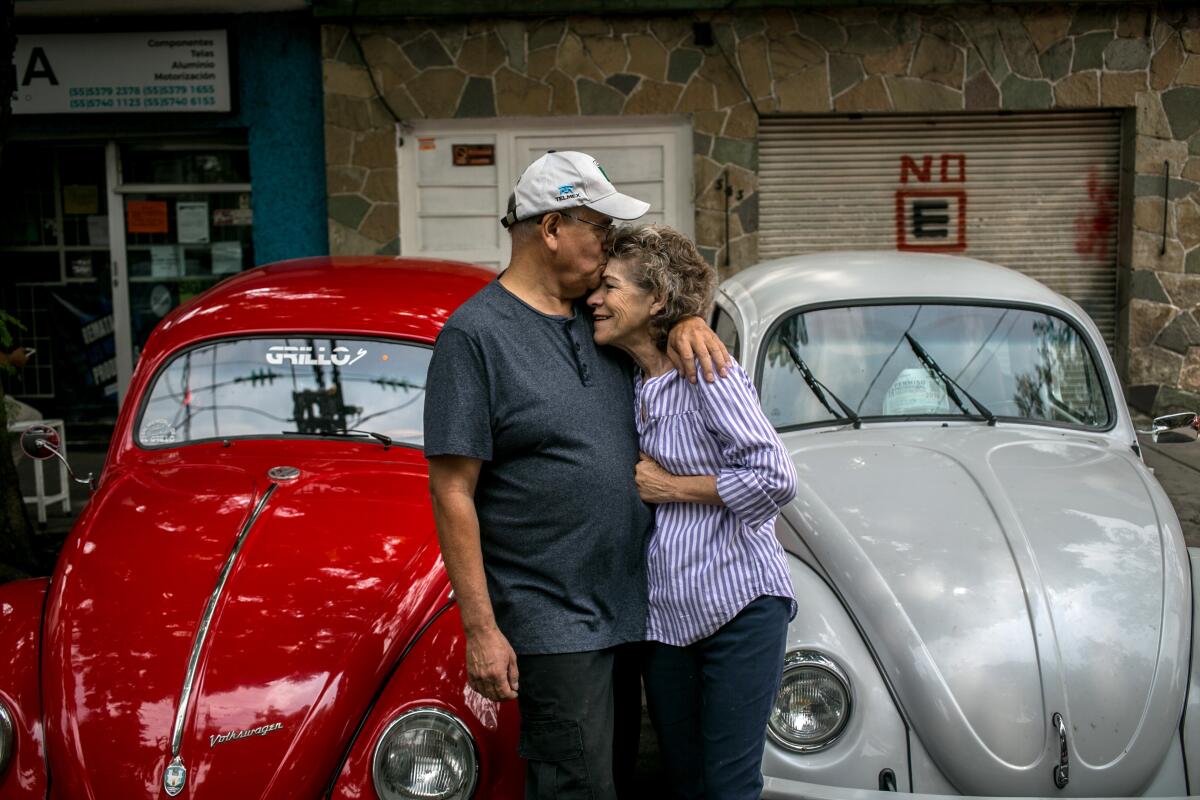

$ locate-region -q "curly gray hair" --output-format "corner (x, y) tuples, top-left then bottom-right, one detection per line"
(608, 224), (717, 350)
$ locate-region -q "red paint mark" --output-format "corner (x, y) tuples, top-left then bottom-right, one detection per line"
(1074, 167), (1116, 258)
(900, 155), (932, 183)
(895, 189), (968, 252)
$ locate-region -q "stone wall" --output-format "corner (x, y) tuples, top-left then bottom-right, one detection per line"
(322, 5), (1200, 410)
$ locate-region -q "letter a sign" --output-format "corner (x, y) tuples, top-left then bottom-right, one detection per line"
(22, 47), (59, 86)
(12, 31), (231, 114)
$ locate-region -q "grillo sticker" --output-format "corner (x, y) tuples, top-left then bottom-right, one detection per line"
(266, 345), (367, 367)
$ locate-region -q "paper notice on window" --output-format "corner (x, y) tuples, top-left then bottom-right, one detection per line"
(176, 201), (210, 244)
(64, 185), (99, 215)
(212, 241), (242, 275)
(150, 245), (182, 278)
(86, 215), (109, 247)
(127, 200), (168, 234)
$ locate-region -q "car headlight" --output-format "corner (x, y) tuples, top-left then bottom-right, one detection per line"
(372, 707), (478, 800)
(0, 700), (13, 776)
(768, 650), (852, 752)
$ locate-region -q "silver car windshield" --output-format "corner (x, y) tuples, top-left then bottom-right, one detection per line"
(137, 337), (431, 448)
(760, 304), (1110, 430)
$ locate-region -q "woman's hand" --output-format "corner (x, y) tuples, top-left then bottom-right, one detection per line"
(637, 453), (722, 505)
(666, 316), (730, 384)
(636, 452), (677, 504)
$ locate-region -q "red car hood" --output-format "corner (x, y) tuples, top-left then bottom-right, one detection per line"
(42, 446), (448, 799)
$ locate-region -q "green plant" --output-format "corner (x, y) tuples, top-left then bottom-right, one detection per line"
(0, 309), (24, 361)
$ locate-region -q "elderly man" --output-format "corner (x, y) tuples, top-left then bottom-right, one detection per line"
(424, 150), (728, 800)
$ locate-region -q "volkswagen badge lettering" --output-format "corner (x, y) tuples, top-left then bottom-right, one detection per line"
(268, 466), (300, 481)
(265, 345), (367, 367)
(164, 756), (187, 796)
(209, 721), (284, 748)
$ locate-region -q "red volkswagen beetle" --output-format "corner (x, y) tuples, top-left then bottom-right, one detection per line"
(0, 258), (523, 799)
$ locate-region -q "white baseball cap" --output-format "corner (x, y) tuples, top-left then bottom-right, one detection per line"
(501, 150), (650, 228)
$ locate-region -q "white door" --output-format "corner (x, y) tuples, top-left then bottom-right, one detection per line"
(399, 117), (693, 269)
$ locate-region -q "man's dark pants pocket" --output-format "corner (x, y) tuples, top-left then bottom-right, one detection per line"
(517, 649), (617, 800)
(520, 719), (592, 800)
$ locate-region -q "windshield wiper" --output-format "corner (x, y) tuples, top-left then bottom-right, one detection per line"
(903, 333), (996, 426)
(281, 428), (393, 448)
(781, 339), (862, 429)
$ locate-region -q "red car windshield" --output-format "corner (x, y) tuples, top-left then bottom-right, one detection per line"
(136, 336), (431, 448)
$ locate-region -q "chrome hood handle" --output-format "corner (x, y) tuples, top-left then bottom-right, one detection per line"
(1052, 712), (1069, 789)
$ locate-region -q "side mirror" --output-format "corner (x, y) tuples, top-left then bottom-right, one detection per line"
(19, 424), (60, 461)
(17, 424), (95, 489)
(1139, 412), (1199, 444)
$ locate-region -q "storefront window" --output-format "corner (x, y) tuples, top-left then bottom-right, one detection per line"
(119, 142), (254, 363)
(121, 148), (250, 185)
(0, 144), (117, 425)
(0, 137), (253, 435)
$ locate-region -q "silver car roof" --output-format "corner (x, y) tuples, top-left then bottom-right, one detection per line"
(719, 250), (1080, 326)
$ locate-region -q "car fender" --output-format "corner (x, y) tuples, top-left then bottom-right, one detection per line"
(1180, 547), (1200, 791)
(326, 601), (523, 799)
(763, 548), (912, 792)
(0, 578), (48, 799)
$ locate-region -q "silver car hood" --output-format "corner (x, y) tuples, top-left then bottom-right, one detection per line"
(780, 425), (1190, 796)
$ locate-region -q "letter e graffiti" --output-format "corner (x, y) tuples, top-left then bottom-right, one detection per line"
(22, 47), (59, 86)
(912, 201), (950, 238)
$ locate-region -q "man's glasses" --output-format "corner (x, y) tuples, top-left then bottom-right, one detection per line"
(560, 211), (616, 248)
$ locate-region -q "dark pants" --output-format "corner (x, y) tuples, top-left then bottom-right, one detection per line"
(612, 643), (644, 799)
(517, 648), (620, 800)
(643, 596), (790, 800)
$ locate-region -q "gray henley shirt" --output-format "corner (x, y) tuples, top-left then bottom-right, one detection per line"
(423, 279), (652, 655)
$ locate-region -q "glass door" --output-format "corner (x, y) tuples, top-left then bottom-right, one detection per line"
(113, 141), (254, 380)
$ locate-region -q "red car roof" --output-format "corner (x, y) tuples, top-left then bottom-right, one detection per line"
(146, 257), (495, 358)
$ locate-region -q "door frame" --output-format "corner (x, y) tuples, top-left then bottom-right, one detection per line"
(398, 115), (694, 268)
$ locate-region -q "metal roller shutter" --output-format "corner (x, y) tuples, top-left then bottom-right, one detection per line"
(758, 112), (1122, 345)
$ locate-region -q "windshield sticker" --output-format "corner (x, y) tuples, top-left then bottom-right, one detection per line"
(266, 345), (367, 367)
(884, 367), (950, 415)
(141, 418), (177, 445)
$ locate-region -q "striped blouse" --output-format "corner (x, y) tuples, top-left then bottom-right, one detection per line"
(636, 360), (797, 646)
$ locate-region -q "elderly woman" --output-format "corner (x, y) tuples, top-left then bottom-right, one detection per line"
(587, 225), (796, 800)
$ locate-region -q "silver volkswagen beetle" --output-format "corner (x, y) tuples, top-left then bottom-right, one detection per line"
(712, 251), (1198, 798)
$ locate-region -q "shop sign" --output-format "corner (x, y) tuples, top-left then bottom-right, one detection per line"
(13, 30), (231, 114)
